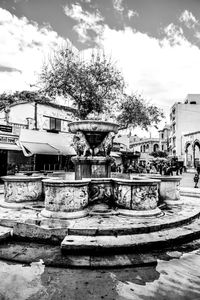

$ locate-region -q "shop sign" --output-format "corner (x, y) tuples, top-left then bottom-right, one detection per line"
(0, 135), (17, 144)
(0, 125), (12, 133)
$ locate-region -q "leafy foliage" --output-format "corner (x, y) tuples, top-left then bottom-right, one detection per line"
(40, 46), (125, 119)
(39, 44), (164, 129)
(117, 94), (164, 130)
(150, 151), (168, 158)
(0, 90), (51, 111)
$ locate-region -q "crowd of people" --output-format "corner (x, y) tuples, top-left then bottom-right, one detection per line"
(112, 158), (184, 176)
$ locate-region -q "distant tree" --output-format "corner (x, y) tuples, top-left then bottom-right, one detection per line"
(117, 94), (164, 130)
(0, 90), (51, 124)
(0, 90), (51, 111)
(150, 151), (168, 158)
(40, 45), (125, 119)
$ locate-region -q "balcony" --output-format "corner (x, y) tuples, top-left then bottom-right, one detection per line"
(8, 122), (28, 135)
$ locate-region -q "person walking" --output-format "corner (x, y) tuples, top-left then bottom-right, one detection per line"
(194, 173), (199, 188)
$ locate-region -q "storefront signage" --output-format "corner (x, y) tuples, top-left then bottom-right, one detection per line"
(0, 125), (12, 133)
(0, 135), (17, 144)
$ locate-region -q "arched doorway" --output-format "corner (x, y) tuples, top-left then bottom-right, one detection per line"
(153, 143), (159, 152)
(185, 142), (192, 167)
(193, 140), (200, 168)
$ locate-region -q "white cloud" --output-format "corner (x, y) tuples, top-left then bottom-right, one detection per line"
(179, 10), (198, 29)
(128, 10), (139, 19)
(82, 24), (200, 118)
(0, 8), (68, 93)
(64, 4), (104, 43)
(112, 0), (124, 12)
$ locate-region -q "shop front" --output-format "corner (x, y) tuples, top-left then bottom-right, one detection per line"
(18, 129), (76, 172)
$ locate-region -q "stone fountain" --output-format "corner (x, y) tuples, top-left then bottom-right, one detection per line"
(39, 120), (163, 218)
(1, 119), (197, 268)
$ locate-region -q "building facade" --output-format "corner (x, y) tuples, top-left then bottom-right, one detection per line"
(158, 124), (170, 153)
(0, 100), (77, 176)
(169, 94), (200, 162)
(129, 135), (159, 162)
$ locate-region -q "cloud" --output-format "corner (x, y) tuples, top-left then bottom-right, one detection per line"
(179, 10), (198, 29)
(0, 7), (68, 93)
(82, 24), (200, 118)
(112, 0), (124, 13)
(128, 10), (139, 19)
(64, 4), (104, 43)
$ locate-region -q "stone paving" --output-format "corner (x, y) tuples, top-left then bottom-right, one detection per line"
(0, 188), (200, 267)
(0, 172), (200, 267)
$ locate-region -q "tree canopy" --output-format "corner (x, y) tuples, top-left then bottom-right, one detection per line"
(39, 45), (164, 130)
(0, 45), (164, 132)
(0, 90), (51, 111)
(40, 46), (125, 119)
(117, 94), (164, 130)
(150, 151), (168, 158)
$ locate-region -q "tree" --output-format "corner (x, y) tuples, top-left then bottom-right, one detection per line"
(39, 44), (164, 129)
(40, 46), (125, 119)
(0, 90), (51, 125)
(117, 94), (164, 130)
(150, 151), (168, 158)
(0, 90), (51, 111)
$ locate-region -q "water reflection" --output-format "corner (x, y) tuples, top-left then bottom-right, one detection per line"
(111, 250), (200, 300)
(1, 250), (200, 299)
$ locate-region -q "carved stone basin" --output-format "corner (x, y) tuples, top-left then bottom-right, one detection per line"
(68, 120), (119, 149)
(68, 120), (119, 134)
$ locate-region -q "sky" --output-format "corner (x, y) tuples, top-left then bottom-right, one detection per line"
(1, 0), (200, 133)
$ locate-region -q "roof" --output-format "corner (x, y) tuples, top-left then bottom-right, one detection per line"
(185, 94), (200, 104)
(9, 100), (77, 114)
(19, 129), (76, 157)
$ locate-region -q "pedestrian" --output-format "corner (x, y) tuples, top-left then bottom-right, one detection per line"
(194, 173), (199, 188)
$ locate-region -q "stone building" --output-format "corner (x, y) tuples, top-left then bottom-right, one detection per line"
(158, 124), (170, 153)
(0, 100), (76, 176)
(169, 94), (200, 160)
(129, 135), (159, 162)
(182, 131), (200, 168)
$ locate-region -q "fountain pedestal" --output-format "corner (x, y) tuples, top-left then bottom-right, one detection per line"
(69, 120), (118, 180)
(72, 156), (112, 179)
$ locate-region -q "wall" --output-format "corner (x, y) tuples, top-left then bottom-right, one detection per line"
(175, 103), (200, 157)
(6, 102), (76, 133)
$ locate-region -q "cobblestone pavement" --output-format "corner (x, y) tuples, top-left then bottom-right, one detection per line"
(180, 171), (197, 188)
(0, 173), (200, 299)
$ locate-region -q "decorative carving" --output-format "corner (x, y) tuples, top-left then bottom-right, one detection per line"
(72, 131), (91, 156)
(132, 185), (158, 210)
(89, 183), (113, 205)
(44, 184), (88, 212)
(94, 132), (115, 156)
(4, 181), (42, 203)
(114, 183), (158, 210)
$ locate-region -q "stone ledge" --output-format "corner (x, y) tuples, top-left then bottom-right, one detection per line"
(61, 217), (200, 253)
(0, 225), (12, 241)
(0, 239), (200, 268)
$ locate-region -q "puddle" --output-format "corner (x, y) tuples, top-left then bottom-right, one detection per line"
(1, 249), (200, 299)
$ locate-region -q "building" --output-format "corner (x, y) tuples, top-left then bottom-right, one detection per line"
(129, 135), (159, 162)
(158, 124), (170, 153)
(169, 94), (200, 162)
(0, 100), (77, 176)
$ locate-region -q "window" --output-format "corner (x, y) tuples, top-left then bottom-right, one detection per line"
(49, 117), (61, 132)
(162, 145), (164, 151)
(161, 133), (164, 139)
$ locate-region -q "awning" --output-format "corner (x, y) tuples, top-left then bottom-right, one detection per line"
(19, 129), (76, 157)
(0, 143), (21, 151)
(110, 151), (121, 158)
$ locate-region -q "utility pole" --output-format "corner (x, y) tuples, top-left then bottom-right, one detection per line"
(34, 101), (38, 130)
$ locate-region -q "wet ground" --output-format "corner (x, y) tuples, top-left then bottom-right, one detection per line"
(0, 172), (200, 299)
(1, 248), (200, 300)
